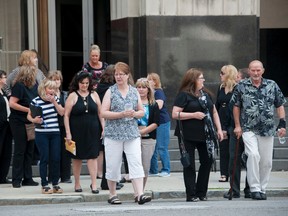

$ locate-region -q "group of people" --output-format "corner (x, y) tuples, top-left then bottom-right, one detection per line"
(0, 45), (171, 205)
(172, 60), (286, 202)
(0, 44), (286, 204)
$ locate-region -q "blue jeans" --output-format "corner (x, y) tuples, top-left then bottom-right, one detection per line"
(35, 132), (61, 186)
(149, 121), (171, 174)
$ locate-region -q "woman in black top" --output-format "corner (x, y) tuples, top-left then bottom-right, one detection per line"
(215, 65), (238, 182)
(172, 68), (223, 202)
(9, 65), (39, 188)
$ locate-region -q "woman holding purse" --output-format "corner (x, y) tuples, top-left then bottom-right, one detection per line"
(172, 68), (223, 202)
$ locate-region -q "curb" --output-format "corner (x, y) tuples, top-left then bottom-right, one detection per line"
(1, 189), (287, 206)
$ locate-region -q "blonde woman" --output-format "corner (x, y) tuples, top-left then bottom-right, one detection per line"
(47, 70), (71, 183)
(216, 65), (238, 182)
(27, 79), (64, 194)
(147, 73), (171, 177)
(135, 78), (160, 190)
(82, 44), (108, 89)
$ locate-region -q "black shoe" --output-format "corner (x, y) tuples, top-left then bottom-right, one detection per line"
(198, 196), (208, 201)
(186, 197), (199, 202)
(60, 179), (72, 183)
(223, 191), (240, 199)
(260, 192), (267, 200)
(251, 192), (262, 200)
(12, 183), (21, 188)
(90, 184), (99, 194)
(0, 178), (12, 184)
(244, 192), (252, 198)
(116, 183), (123, 190)
(117, 182), (124, 188)
(22, 179), (39, 186)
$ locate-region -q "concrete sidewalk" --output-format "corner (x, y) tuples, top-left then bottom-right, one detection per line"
(0, 171), (287, 205)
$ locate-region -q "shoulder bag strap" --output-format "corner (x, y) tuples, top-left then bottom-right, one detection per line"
(178, 112), (187, 153)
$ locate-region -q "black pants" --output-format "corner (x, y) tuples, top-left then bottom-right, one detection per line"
(9, 118), (34, 185)
(59, 126), (71, 181)
(0, 122), (13, 182)
(228, 127), (250, 195)
(183, 139), (213, 199)
(219, 138), (230, 177)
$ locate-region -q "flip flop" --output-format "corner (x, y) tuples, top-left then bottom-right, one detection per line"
(108, 196), (122, 204)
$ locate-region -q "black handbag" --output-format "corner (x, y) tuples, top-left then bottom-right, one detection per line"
(178, 112), (191, 168)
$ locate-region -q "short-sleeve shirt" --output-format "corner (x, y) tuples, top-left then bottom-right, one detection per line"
(154, 88), (170, 124)
(104, 84), (141, 140)
(30, 96), (60, 133)
(10, 82), (38, 123)
(231, 78), (286, 136)
(174, 91), (214, 142)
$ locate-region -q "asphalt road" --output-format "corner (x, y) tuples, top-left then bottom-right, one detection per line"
(0, 197), (287, 216)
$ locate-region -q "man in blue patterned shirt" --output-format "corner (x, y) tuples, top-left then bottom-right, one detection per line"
(232, 60), (286, 200)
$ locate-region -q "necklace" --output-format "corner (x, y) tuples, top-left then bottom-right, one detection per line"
(82, 96), (88, 113)
(77, 91), (89, 113)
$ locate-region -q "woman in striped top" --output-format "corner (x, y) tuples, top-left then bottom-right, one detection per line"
(27, 79), (65, 194)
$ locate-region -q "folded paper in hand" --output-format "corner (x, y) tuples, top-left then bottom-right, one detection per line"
(65, 138), (76, 155)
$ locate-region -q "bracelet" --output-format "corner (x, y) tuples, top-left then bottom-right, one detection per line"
(277, 118), (286, 130)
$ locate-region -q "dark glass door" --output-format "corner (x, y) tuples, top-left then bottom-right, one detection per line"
(56, 0), (83, 90)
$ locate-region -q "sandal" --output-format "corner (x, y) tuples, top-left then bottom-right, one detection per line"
(53, 185), (63, 194)
(218, 176), (228, 182)
(138, 194), (151, 205)
(42, 186), (53, 194)
(108, 196), (122, 205)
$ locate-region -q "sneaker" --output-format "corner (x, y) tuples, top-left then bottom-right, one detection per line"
(158, 172), (170, 177)
(148, 173), (159, 177)
(53, 185), (63, 193)
(42, 186), (53, 194)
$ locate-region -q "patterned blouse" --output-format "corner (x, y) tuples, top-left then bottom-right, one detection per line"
(104, 84), (141, 140)
(231, 78), (286, 136)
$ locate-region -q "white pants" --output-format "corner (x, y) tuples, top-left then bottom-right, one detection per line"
(104, 137), (144, 181)
(242, 131), (274, 193)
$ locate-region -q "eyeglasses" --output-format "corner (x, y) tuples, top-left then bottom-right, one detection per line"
(114, 73), (126, 77)
(198, 77), (205, 80)
(220, 71), (225, 75)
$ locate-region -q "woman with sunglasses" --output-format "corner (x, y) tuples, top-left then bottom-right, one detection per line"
(216, 65), (238, 183)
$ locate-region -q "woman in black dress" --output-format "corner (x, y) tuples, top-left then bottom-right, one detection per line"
(64, 71), (103, 194)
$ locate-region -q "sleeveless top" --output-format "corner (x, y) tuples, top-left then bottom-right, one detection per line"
(104, 84), (140, 140)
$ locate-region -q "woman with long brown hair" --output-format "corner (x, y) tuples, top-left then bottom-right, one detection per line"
(172, 68), (223, 202)
(9, 65), (39, 188)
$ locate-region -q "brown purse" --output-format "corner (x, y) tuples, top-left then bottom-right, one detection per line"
(25, 123), (35, 141)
